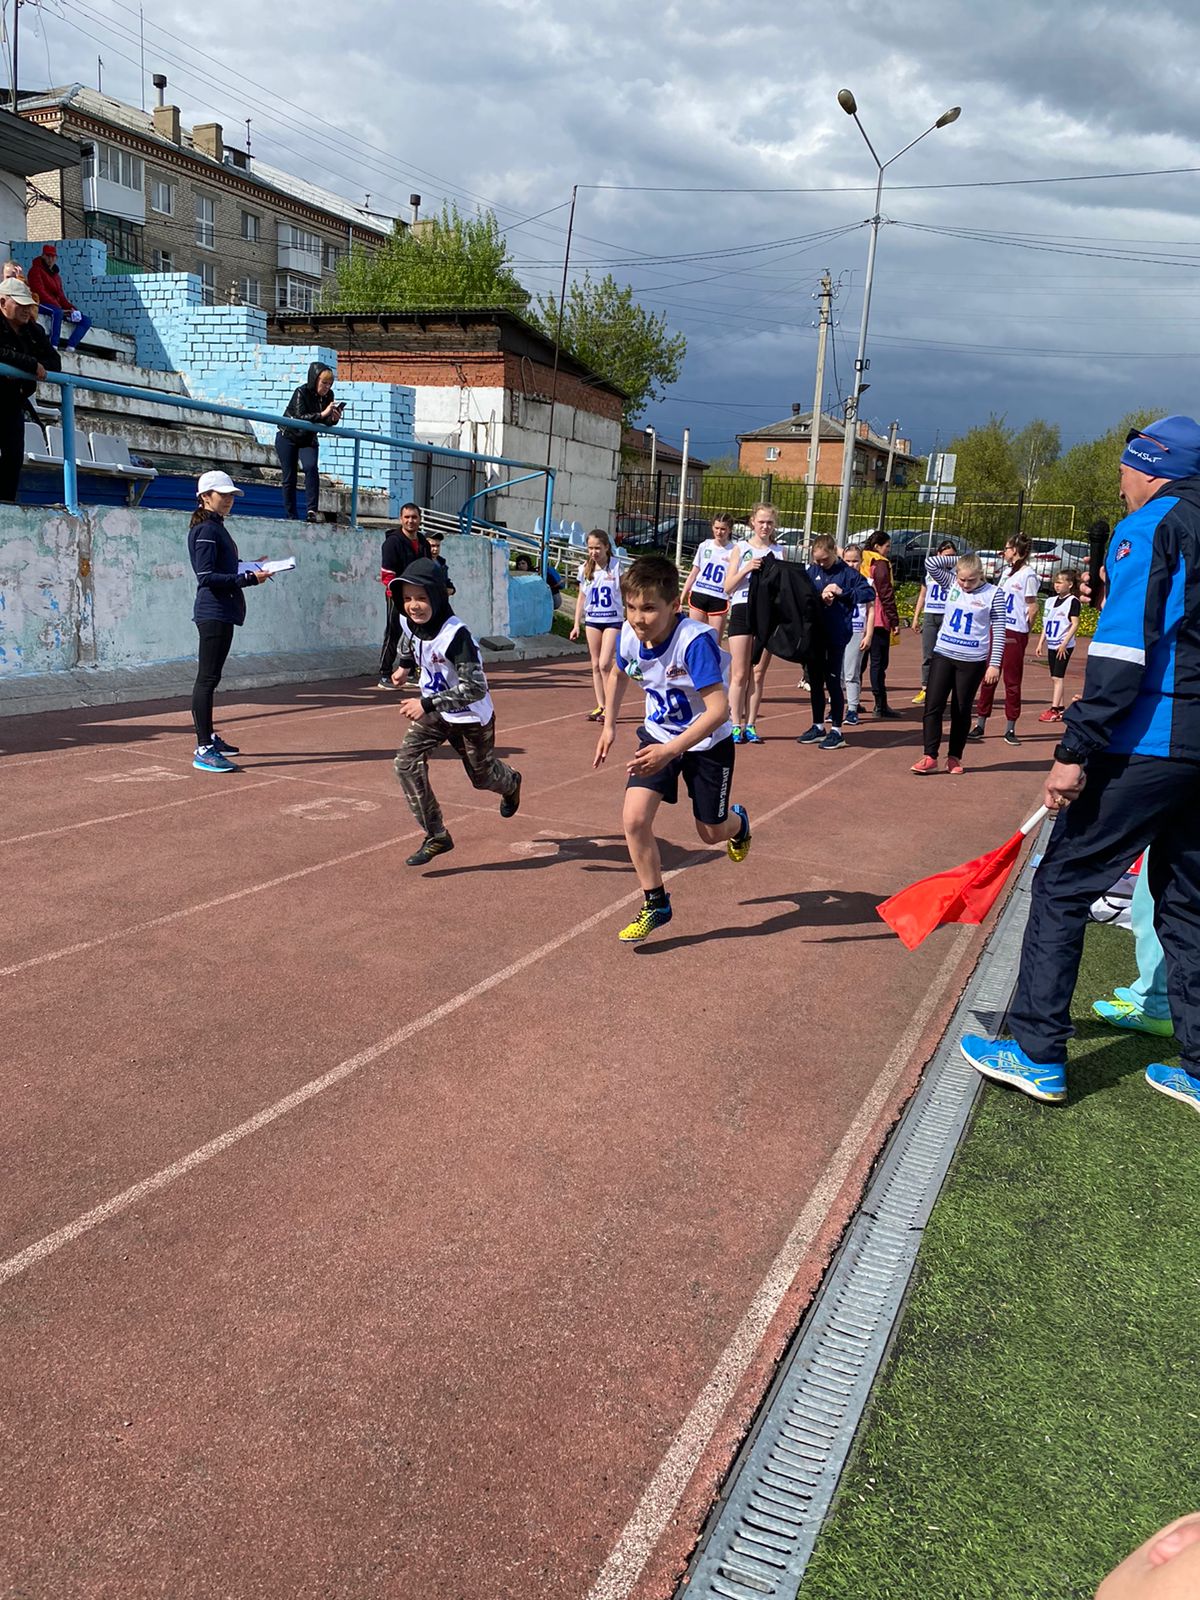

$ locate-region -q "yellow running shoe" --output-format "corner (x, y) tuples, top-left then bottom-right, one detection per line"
(912, 688), (926, 705)
(727, 804), (752, 863)
(618, 900), (673, 942)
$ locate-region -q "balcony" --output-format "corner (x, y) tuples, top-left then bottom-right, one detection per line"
(82, 173), (145, 225)
(277, 241), (322, 278)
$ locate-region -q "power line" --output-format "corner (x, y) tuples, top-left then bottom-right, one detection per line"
(579, 163), (1200, 195)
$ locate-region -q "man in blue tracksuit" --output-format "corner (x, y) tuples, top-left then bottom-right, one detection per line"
(798, 535), (875, 751)
(962, 415), (1200, 1117)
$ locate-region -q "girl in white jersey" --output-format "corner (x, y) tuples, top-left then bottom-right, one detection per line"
(912, 552), (1006, 775)
(968, 532), (1040, 746)
(722, 502), (786, 744)
(570, 529), (623, 721)
(911, 539), (959, 704)
(1034, 567), (1082, 721)
(681, 512), (736, 639)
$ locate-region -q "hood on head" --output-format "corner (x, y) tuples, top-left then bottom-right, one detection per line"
(305, 361), (333, 391)
(390, 557), (452, 638)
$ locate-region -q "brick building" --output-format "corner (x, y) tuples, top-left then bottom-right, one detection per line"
(16, 84), (392, 311)
(737, 408), (919, 489)
(265, 307), (624, 533)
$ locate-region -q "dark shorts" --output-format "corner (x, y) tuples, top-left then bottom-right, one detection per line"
(726, 602), (751, 638)
(586, 619), (622, 632)
(1048, 648), (1074, 679)
(689, 591), (729, 616)
(627, 728), (735, 824)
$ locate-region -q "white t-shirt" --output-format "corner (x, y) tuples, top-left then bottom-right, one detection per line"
(577, 561), (622, 625)
(690, 539), (736, 599)
(1000, 564), (1040, 635)
(617, 617), (732, 750)
(935, 582), (1001, 664)
(1042, 593), (1079, 649)
(729, 540), (786, 605)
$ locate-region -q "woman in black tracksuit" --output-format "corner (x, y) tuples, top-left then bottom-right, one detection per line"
(188, 470), (269, 773)
(275, 361), (344, 521)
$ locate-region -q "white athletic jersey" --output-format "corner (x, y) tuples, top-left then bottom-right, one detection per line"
(851, 599), (868, 634)
(729, 540), (786, 605)
(578, 561), (622, 625)
(935, 582), (1001, 663)
(617, 616), (732, 751)
(999, 564), (1040, 634)
(924, 569), (952, 614)
(403, 614), (494, 725)
(1043, 593), (1078, 649)
(691, 539), (736, 599)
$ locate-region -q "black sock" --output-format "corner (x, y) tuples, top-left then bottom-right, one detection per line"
(646, 885), (669, 909)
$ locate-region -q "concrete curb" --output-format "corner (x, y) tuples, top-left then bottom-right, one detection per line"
(0, 635), (587, 720)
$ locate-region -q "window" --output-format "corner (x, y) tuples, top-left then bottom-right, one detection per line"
(152, 248), (173, 271)
(90, 141), (143, 190)
(195, 193), (215, 249)
(323, 242), (341, 271)
(279, 223), (322, 255)
(198, 261), (216, 306)
(150, 178), (175, 215)
(241, 210), (261, 243)
(276, 273), (316, 312)
(765, 445), (781, 461)
(240, 277), (260, 307)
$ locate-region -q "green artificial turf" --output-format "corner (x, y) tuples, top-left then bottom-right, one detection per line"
(797, 924), (1199, 1600)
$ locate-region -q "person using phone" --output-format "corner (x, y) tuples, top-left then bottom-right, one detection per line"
(275, 362), (343, 521)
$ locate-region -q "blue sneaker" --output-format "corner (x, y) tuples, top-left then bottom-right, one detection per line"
(1092, 996), (1174, 1039)
(959, 1035), (1066, 1102)
(743, 725), (763, 744)
(845, 709), (860, 726)
(732, 725), (744, 745)
(1144, 1062), (1200, 1117)
(820, 729), (847, 750)
(193, 744), (237, 774)
(211, 733), (240, 756)
(797, 724), (825, 745)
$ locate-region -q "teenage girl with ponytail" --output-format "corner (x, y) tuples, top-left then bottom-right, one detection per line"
(968, 531), (1040, 747)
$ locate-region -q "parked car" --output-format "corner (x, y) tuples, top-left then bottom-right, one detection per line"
(614, 513), (653, 546)
(977, 549), (1005, 582)
(887, 528), (971, 582)
(648, 515), (716, 560)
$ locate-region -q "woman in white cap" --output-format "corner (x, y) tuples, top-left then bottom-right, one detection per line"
(188, 469), (269, 773)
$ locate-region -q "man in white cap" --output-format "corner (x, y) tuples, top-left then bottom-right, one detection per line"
(0, 276), (60, 501)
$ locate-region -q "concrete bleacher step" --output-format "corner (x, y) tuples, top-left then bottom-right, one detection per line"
(38, 352), (257, 438)
(72, 324), (137, 364)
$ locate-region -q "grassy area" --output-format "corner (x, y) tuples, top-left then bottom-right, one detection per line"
(797, 924), (1196, 1600)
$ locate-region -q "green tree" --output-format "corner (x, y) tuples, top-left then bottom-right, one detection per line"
(944, 415), (1021, 499)
(532, 273), (687, 428)
(324, 203), (529, 312)
(1040, 410), (1157, 515)
(1011, 418), (1061, 495)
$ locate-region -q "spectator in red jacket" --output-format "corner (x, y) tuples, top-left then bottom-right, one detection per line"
(861, 530), (901, 718)
(27, 246), (92, 351)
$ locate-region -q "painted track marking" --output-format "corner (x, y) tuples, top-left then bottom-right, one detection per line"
(0, 741), (901, 1283)
(0, 779), (281, 847)
(584, 924), (975, 1600)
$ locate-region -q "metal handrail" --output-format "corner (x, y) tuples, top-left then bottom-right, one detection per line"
(0, 362), (556, 565)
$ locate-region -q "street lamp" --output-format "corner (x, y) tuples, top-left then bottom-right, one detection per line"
(833, 92), (961, 548)
(645, 424), (658, 528)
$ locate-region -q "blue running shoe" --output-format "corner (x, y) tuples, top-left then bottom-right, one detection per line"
(731, 725), (744, 745)
(211, 733), (240, 756)
(1092, 996), (1174, 1039)
(819, 729), (847, 750)
(844, 709), (860, 726)
(797, 724), (825, 745)
(743, 725), (763, 744)
(1144, 1062), (1200, 1117)
(959, 1035), (1066, 1102)
(193, 744), (237, 774)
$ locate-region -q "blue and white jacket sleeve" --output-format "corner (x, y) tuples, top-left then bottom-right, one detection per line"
(1059, 498), (1176, 761)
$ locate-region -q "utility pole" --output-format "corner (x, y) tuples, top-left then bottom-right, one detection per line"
(876, 419), (899, 534)
(674, 427), (690, 569)
(10, 0), (21, 112)
(802, 271), (833, 558)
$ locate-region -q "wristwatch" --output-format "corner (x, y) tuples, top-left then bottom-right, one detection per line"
(1053, 740), (1087, 766)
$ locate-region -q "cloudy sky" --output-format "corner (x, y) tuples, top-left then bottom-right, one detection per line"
(21, 0), (1200, 460)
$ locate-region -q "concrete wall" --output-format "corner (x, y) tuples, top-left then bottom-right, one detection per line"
(8, 240), (416, 516)
(0, 509), (547, 679)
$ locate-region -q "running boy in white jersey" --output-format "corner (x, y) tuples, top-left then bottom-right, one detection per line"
(1034, 567), (1082, 722)
(681, 512), (735, 637)
(910, 539), (958, 704)
(390, 559), (522, 866)
(595, 555), (752, 942)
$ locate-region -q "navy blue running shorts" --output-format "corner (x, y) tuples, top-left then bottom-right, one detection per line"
(626, 728), (735, 824)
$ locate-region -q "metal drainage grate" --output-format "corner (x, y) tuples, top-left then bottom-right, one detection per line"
(679, 835), (1047, 1599)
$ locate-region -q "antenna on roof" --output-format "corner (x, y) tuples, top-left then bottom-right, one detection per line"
(364, 193), (371, 213)
(245, 117), (251, 157)
(97, 56), (103, 94)
(139, 5), (145, 110)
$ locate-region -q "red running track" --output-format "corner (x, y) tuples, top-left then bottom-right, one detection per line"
(0, 650), (1057, 1599)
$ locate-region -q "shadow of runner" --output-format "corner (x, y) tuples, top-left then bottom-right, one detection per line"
(635, 887), (891, 954)
(422, 834), (713, 879)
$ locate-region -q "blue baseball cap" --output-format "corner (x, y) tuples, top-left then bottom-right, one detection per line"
(1120, 415), (1200, 480)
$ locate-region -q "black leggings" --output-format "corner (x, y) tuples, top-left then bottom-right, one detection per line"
(923, 652), (987, 759)
(869, 628), (891, 706)
(192, 619), (235, 746)
(275, 434), (319, 520)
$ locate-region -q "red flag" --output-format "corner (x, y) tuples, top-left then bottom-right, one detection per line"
(877, 807), (1047, 950)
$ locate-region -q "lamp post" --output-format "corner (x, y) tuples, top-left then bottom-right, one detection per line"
(645, 424), (658, 529)
(832, 91), (960, 550)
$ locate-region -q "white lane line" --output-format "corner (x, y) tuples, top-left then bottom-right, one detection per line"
(0, 779), (281, 847)
(0, 829), (420, 979)
(584, 923), (976, 1600)
(0, 744), (902, 1285)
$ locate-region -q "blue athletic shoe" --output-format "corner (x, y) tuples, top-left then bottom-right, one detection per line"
(797, 724), (825, 745)
(743, 724), (763, 744)
(732, 725), (744, 745)
(193, 744), (237, 774)
(845, 709), (860, 726)
(1092, 996), (1174, 1039)
(819, 729), (847, 751)
(1144, 1062), (1200, 1117)
(959, 1035), (1067, 1103)
(211, 733), (240, 756)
